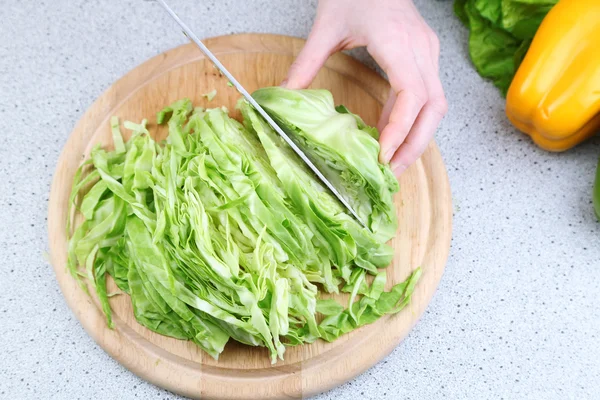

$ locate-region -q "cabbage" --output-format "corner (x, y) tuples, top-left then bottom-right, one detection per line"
(251, 87), (399, 241)
(67, 91), (419, 363)
(240, 100), (394, 278)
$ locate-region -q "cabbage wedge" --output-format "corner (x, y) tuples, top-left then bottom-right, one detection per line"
(252, 87), (399, 241)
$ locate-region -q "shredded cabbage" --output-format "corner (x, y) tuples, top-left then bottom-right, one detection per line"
(67, 90), (420, 363)
(252, 87), (399, 241)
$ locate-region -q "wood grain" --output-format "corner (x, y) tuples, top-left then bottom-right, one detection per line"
(48, 34), (452, 400)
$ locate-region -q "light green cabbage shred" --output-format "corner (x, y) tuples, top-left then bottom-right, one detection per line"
(202, 89), (217, 102)
(67, 90), (420, 363)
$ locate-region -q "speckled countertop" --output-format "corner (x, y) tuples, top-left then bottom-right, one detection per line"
(1, 0), (599, 399)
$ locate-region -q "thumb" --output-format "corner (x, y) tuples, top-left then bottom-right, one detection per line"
(282, 24), (341, 89)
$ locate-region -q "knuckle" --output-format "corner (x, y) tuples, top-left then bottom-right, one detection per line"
(411, 88), (428, 108)
(380, 28), (410, 48)
(429, 96), (448, 115)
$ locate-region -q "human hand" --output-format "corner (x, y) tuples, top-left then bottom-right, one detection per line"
(282, 0), (447, 177)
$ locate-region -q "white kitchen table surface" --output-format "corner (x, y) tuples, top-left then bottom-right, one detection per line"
(1, 0), (599, 399)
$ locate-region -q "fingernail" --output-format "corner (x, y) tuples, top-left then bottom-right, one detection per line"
(391, 162), (406, 176)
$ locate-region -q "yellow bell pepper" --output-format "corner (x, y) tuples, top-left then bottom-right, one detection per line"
(506, 0), (600, 152)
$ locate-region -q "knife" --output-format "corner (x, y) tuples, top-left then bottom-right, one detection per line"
(156, 0), (366, 228)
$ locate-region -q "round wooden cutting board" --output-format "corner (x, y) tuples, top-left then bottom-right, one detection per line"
(48, 34), (452, 399)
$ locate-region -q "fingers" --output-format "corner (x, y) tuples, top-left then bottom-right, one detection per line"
(369, 36), (428, 164)
(370, 24), (446, 175)
(416, 28), (445, 115)
(378, 90), (425, 164)
(389, 104), (445, 176)
(388, 67), (446, 176)
(376, 88), (396, 133)
(411, 33), (447, 122)
(428, 30), (440, 73)
(282, 23), (342, 89)
(387, 60), (446, 177)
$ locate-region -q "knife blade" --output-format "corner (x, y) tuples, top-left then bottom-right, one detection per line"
(156, 0), (366, 228)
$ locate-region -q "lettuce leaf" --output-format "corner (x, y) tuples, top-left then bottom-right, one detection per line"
(455, 0), (558, 96)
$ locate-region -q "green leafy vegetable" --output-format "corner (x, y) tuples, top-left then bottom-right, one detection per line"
(240, 100), (394, 277)
(202, 89), (217, 102)
(252, 87), (399, 241)
(67, 91), (419, 363)
(455, 0), (558, 95)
